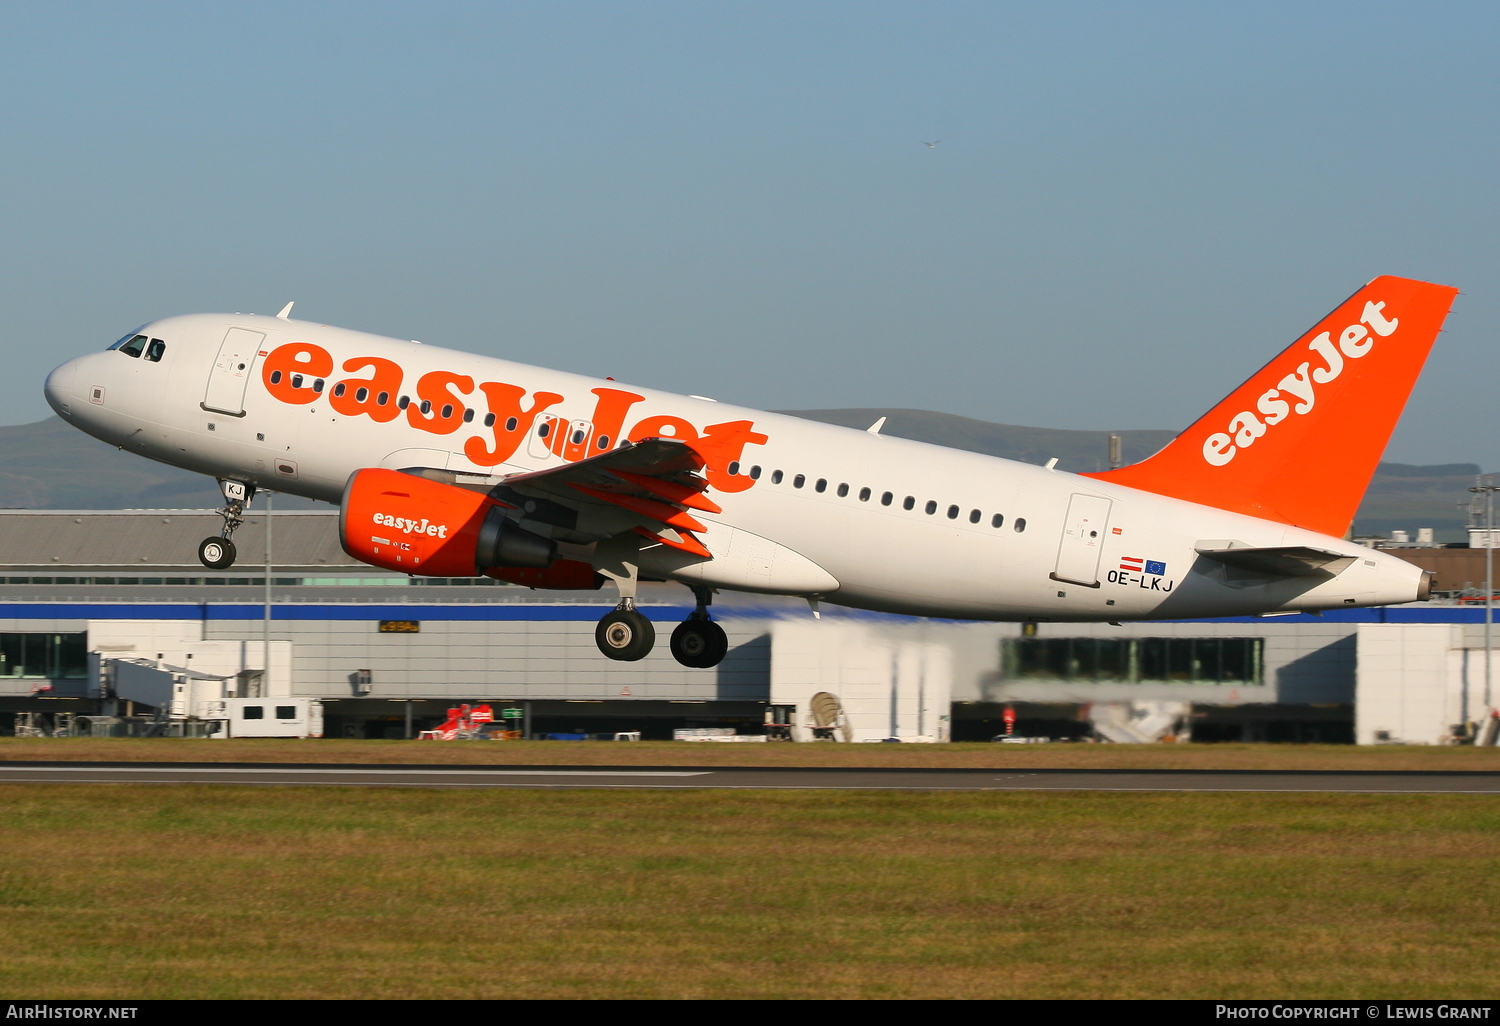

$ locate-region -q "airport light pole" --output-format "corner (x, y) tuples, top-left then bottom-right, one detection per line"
(1469, 479), (1498, 711)
(263, 491), (272, 698)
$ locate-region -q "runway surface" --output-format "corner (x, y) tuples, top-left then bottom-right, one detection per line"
(1, 761), (1499, 793)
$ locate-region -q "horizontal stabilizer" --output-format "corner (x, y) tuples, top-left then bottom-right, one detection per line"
(1195, 543), (1356, 578)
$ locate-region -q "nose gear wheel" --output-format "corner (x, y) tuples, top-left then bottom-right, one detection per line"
(197, 537), (236, 570)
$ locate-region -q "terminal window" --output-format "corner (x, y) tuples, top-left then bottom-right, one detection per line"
(1002, 637), (1262, 685)
(0, 632), (87, 679)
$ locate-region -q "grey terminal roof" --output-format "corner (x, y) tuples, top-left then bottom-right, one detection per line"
(0, 509), (359, 575)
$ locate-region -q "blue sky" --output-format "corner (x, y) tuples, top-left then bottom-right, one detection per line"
(3, 1), (1497, 465)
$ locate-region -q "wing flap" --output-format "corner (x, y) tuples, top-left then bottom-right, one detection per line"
(387, 439), (718, 554)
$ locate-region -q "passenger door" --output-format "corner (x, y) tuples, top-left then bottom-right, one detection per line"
(1052, 493), (1112, 587)
(202, 327), (265, 416)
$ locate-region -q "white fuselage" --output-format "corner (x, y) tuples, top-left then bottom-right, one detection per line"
(43, 313), (1426, 621)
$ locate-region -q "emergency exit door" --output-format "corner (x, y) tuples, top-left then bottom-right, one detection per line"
(1052, 493), (1112, 587)
(203, 327), (265, 416)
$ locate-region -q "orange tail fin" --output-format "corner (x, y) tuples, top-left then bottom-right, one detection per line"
(1082, 275), (1458, 537)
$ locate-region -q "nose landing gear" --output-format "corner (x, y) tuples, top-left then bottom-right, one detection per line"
(198, 478), (253, 570)
(669, 588), (728, 668)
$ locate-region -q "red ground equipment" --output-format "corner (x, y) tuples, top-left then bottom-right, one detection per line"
(418, 703), (495, 741)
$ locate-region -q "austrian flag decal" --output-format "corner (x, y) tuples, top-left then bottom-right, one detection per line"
(1120, 556), (1167, 576)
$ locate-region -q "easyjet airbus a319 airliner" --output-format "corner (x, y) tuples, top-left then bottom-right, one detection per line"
(43, 276), (1457, 668)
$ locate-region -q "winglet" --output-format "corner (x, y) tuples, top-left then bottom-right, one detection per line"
(867, 417), (886, 436)
(276, 302), (294, 320)
(1083, 276), (1458, 538)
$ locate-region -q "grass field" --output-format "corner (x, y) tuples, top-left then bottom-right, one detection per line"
(2, 784), (1499, 999)
(5, 736), (1500, 771)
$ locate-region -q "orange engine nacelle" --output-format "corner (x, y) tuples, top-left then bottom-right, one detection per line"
(340, 468), (558, 578)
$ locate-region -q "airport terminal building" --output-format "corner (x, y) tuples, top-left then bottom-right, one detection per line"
(0, 509), (1492, 745)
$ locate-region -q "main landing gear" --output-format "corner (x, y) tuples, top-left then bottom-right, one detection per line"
(198, 478), (252, 570)
(595, 601), (656, 662)
(670, 588), (727, 669)
(591, 580), (728, 669)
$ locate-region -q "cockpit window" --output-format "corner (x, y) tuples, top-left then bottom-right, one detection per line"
(145, 339), (166, 362)
(116, 335), (147, 358)
(107, 328), (146, 351)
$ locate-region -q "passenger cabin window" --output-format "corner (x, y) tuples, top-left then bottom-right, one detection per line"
(992, 514), (1004, 528)
(377, 392), (390, 406)
(537, 421), (551, 438)
(355, 387), (369, 403)
(117, 335), (147, 358)
(504, 416), (517, 431)
(463, 408), (475, 423)
(903, 496), (915, 510)
(925, 500), (937, 515)
(728, 461), (740, 476)
(947, 505), (960, 519)
(859, 487), (871, 502)
(968, 509), (981, 524)
(145, 339), (166, 362)
(333, 383), (347, 397)
(836, 483), (849, 497)
(881, 492), (893, 506)
(772, 470), (784, 484)
(793, 474), (805, 488)
(749, 466), (761, 480)
(1014, 518), (1027, 532)
(815, 479), (827, 493)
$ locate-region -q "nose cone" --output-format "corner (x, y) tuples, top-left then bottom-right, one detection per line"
(44, 358), (80, 418)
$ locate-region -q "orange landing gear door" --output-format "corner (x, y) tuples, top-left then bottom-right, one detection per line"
(1052, 493), (1112, 588)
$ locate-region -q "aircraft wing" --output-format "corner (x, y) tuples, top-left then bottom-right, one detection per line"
(1194, 544), (1357, 578)
(400, 439), (720, 557)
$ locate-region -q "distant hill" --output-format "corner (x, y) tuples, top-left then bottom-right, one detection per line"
(0, 418), (324, 510)
(1351, 463), (1484, 540)
(0, 414), (1487, 539)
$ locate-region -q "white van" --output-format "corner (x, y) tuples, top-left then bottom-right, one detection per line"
(206, 698), (324, 739)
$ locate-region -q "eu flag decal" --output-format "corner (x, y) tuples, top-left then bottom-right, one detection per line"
(1144, 560), (1167, 576)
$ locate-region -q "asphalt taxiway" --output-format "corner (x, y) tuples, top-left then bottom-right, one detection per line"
(0, 762), (1498, 793)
